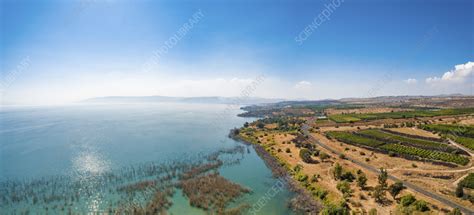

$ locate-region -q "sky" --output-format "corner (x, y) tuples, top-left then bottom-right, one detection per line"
(0, 0), (473, 105)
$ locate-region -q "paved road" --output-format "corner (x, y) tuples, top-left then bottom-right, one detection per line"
(301, 123), (474, 214)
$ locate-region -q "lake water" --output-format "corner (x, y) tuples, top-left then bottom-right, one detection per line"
(0, 103), (294, 214)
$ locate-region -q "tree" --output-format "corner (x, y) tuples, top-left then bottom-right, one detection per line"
(373, 185), (385, 203)
(357, 173), (368, 190)
(333, 163), (343, 180)
(455, 183), (464, 198)
(256, 122), (265, 129)
(299, 148), (313, 163)
(388, 182), (405, 200)
(243, 122), (249, 127)
(378, 168), (388, 189)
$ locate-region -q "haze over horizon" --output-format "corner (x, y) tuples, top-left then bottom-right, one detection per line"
(1, 0), (473, 105)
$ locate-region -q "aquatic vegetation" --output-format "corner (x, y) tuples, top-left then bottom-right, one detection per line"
(179, 173), (251, 214)
(178, 161), (223, 180)
(0, 145), (249, 214)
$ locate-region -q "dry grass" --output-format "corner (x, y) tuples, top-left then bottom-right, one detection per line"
(387, 127), (441, 139)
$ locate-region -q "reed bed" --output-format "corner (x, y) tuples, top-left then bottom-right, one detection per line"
(0, 145), (250, 214)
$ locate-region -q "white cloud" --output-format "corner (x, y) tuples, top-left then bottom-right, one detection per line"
(426, 61), (474, 84)
(294, 81), (312, 89)
(404, 78), (417, 84)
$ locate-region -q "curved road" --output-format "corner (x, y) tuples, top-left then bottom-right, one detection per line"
(301, 122), (474, 214)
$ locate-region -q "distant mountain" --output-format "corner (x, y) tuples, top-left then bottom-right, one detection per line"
(81, 96), (285, 105)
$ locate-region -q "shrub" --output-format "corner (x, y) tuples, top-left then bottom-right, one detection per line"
(313, 149), (320, 156)
(368, 208), (377, 215)
(340, 172), (355, 182)
(333, 163), (343, 180)
(400, 194), (416, 207)
(448, 208), (462, 215)
(339, 154), (346, 159)
(293, 164), (303, 172)
(320, 152), (330, 161)
(285, 148), (291, 153)
(413, 200), (429, 212)
(357, 173), (367, 189)
(337, 181), (352, 198)
(297, 174), (308, 182)
(313, 188), (328, 200)
(321, 201), (350, 215)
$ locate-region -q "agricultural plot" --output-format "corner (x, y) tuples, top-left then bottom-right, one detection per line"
(454, 137), (474, 151)
(379, 144), (469, 165)
(325, 130), (470, 166)
(460, 173), (474, 189)
(421, 124), (474, 138)
(327, 108), (474, 123)
(357, 129), (457, 153)
(328, 115), (362, 123)
(421, 124), (474, 150)
(326, 131), (385, 147)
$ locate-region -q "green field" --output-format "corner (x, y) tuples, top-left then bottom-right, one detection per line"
(420, 124), (474, 138)
(328, 115), (362, 123)
(328, 108), (474, 123)
(326, 130), (470, 165)
(454, 137), (474, 151)
(460, 173), (474, 189)
(357, 129), (456, 152)
(326, 131), (385, 147)
(380, 144), (469, 165)
(420, 124), (474, 150)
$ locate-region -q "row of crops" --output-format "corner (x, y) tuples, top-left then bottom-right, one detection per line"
(420, 124), (474, 151)
(379, 144), (469, 165)
(357, 129), (457, 153)
(460, 173), (474, 189)
(326, 131), (384, 148)
(326, 130), (470, 165)
(328, 108), (474, 123)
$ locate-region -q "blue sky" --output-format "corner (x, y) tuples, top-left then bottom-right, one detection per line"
(1, 0), (473, 104)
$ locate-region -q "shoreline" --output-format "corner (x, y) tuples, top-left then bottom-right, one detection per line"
(229, 130), (322, 214)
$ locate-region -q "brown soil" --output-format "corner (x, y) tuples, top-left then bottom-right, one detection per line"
(387, 127), (441, 139)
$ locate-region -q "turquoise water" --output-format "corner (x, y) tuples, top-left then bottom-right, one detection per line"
(0, 103), (294, 214)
